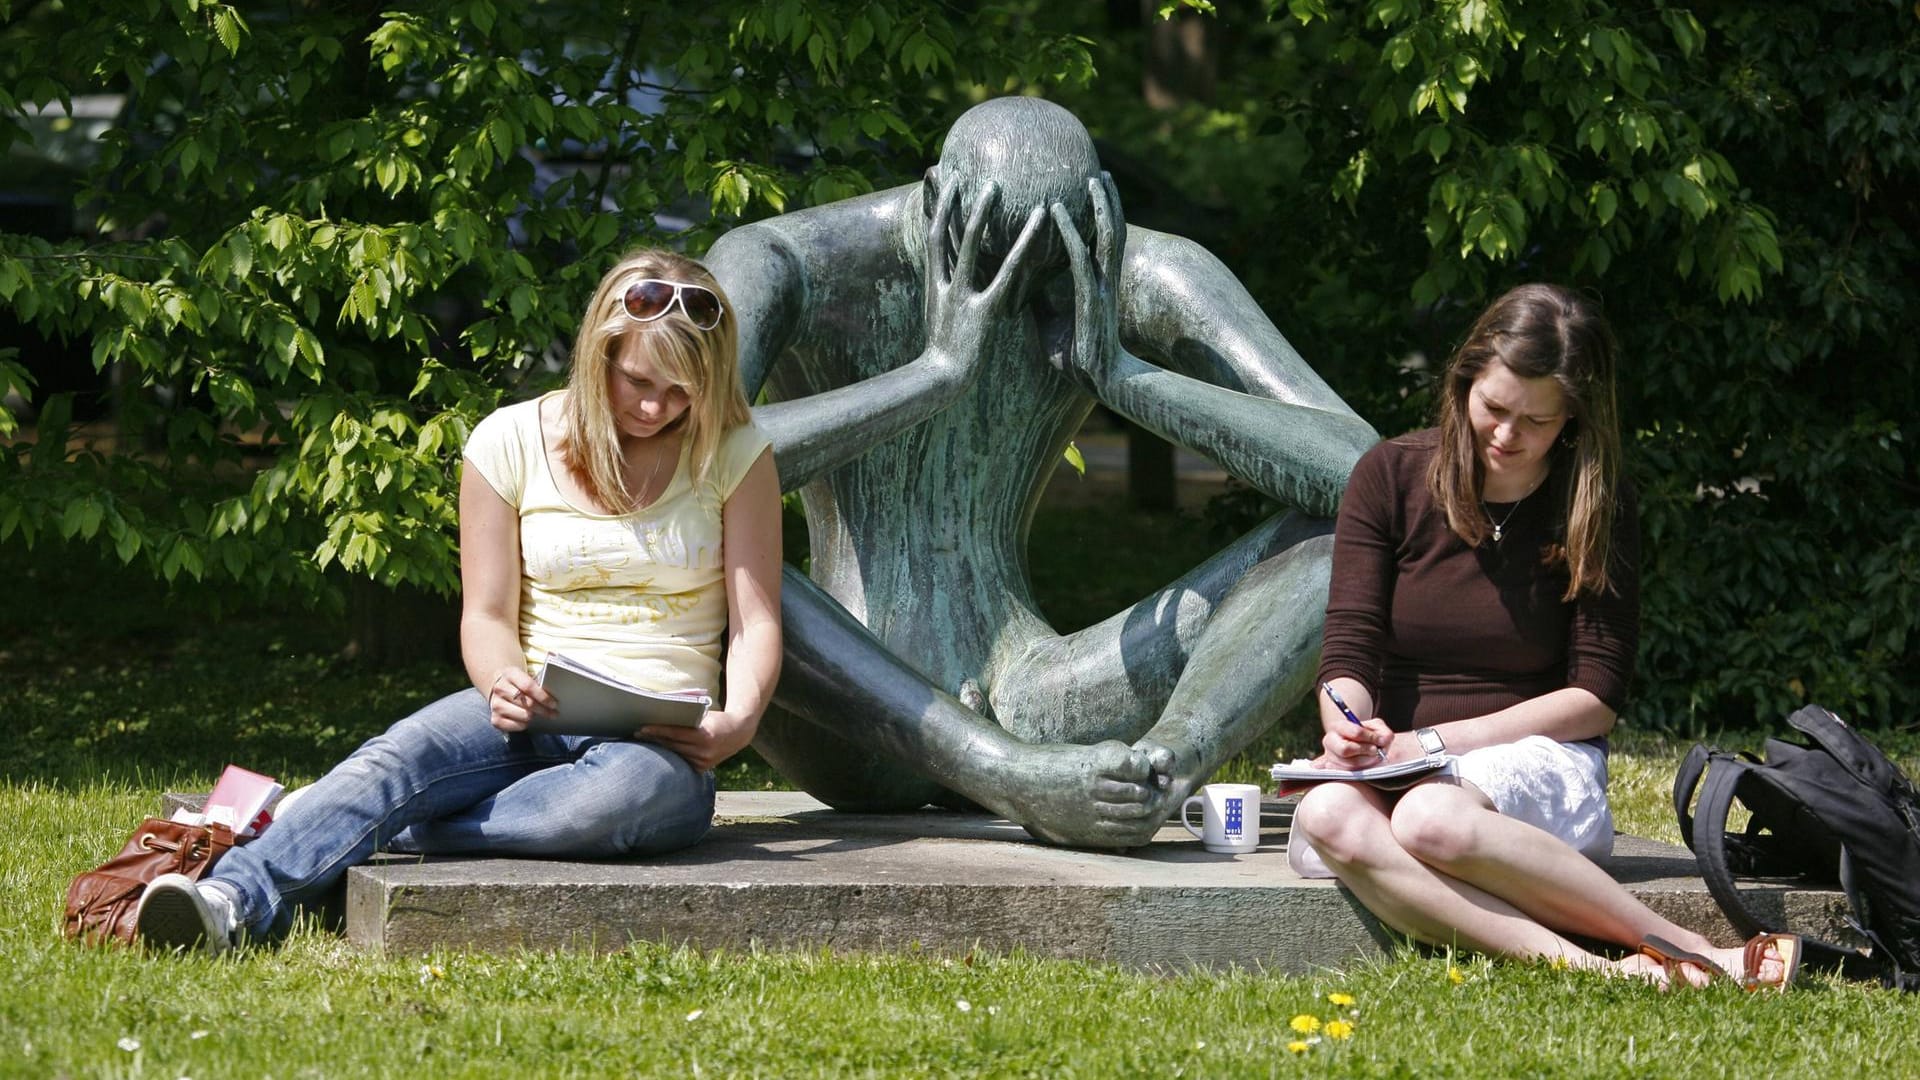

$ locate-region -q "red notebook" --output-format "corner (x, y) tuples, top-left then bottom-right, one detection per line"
(203, 764), (284, 838)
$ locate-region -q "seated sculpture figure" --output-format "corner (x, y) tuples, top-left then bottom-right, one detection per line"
(706, 96), (1378, 848)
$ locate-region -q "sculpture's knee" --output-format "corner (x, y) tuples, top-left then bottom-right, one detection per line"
(1389, 786), (1484, 869)
(1291, 784), (1393, 871)
(1204, 524), (1334, 660)
(1244, 511), (1335, 573)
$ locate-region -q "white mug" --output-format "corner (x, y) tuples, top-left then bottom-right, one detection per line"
(1181, 783), (1263, 854)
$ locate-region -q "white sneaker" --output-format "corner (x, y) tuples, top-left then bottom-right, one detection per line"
(135, 873), (237, 954)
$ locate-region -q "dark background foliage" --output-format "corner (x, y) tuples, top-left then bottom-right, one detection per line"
(1042, 0), (1919, 729)
(2, 0), (1914, 730)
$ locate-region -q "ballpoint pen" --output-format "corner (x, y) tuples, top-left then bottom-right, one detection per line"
(1321, 681), (1388, 761)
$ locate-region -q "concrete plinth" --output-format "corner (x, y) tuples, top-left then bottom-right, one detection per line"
(337, 792), (1855, 971)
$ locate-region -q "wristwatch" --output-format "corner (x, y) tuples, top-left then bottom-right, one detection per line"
(1415, 727), (1446, 756)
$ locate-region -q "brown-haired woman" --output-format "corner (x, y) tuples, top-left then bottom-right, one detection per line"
(1290, 283), (1799, 989)
(132, 249), (782, 952)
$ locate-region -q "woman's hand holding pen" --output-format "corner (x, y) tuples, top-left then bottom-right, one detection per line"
(1321, 718), (1397, 767)
(1317, 680), (1396, 768)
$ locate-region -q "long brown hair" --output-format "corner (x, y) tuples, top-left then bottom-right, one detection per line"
(562, 249), (749, 511)
(1428, 283), (1624, 599)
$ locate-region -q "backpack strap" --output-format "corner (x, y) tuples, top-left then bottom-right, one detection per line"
(1676, 744), (1784, 871)
(1692, 753), (1778, 940)
(1673, 744), (1712, 851)
(1788, 704), (1913, 792)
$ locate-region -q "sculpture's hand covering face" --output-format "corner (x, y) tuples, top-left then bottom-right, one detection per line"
(921, 177), (1048, 377)
(923, 97), (1102, 282)
(1046, 174), (1127, 392)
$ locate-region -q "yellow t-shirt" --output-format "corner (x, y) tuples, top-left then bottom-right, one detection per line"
(461, 392), (772, 696)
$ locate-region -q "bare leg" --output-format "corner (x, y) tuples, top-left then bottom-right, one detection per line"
(1388, 782), (1787, 984)
(1291, 783), (1604, 965)
(1297, 782), (1788, 988)
(1389, 783), (1693, 946)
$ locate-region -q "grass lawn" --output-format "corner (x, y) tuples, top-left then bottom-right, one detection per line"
(4, 510), (1919, 1078)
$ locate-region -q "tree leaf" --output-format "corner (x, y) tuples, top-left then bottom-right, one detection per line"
(214, 9), (245, 56)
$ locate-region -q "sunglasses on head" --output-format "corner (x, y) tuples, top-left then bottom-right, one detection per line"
(622, 278), (725, 331)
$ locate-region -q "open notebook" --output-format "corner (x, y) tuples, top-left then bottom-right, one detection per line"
(1270, 754), (1456, 793)
(532, 652), (710, 737)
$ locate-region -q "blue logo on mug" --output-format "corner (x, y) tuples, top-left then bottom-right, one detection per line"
(1225, 797), (1243, 837)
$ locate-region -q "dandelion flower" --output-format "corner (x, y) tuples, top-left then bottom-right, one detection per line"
(1327, 992), (1355, 1007)
(1325, 1020), (1355, 1040)
(1287, 1041), (1311, 1054)
(1289, 1014), (1321, 1034)
(1448, 966), (1466, 985)
(116, 1037), (140, 1053)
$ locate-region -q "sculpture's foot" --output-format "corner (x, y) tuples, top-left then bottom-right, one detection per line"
(1003, 739), (1183, 850)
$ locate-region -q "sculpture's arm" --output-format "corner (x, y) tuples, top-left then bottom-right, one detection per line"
(709, 183), (1045, 493)
(1097, 356), (1378, 518)
(750, 351), (969, 494)
(1050, 178), (1379, 517)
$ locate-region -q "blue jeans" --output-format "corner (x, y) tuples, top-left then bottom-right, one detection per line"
(208, 688), (715, 938)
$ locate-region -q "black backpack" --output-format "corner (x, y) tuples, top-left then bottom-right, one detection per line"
(1674, 704), (1920, 989)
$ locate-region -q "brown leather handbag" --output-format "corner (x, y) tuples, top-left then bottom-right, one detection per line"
(64, 818), (236, 945)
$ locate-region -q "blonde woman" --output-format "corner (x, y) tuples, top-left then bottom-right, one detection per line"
(135, 249), (782, 952)
(1290, 283), (1799, 990)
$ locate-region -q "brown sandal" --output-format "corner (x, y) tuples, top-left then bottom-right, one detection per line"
(1739, 932), (1802, 992)
(1638, 935), (1731, 989)
(1640, 933), (1803, 992)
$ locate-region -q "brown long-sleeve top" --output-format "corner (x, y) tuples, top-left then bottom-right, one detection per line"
(1316, 430), (1640, 737)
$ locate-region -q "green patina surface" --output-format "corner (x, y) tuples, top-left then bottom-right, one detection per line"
(708, 97), (1377, 848)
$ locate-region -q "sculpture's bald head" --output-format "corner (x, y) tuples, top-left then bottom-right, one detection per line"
(925, 97), (1101, 273)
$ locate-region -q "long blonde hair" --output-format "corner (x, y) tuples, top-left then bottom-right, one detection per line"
(1428, 283), (1624, 599)
(562, 249), (749, 511)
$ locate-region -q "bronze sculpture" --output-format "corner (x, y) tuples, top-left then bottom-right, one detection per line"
(707, 97), (1377, 848)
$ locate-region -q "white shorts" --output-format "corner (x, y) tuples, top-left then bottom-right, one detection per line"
(1286, 735), (1614, 879)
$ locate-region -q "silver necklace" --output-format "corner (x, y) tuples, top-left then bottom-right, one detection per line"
(1484, 498), (1524, 542)
(1483, 475), (1545, 542)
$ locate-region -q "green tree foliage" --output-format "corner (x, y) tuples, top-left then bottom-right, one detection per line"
(1047, 0), (1917, 727)
(1620, 3), (1919, 727)
(0, 0), (1089, 604)
(4, 0), (1913, 729)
